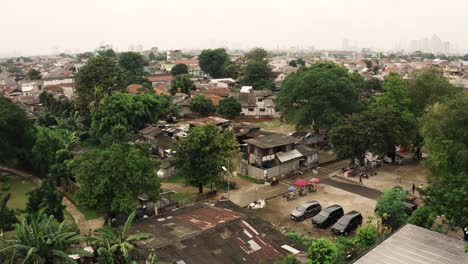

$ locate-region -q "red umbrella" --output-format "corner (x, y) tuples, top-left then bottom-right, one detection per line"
(309, 178), (320, 184)
(292, 178), (308, 187)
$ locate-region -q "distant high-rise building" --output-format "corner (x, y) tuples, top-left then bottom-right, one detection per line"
(342, 38), (350, 51)
(166, 50), (182, 61)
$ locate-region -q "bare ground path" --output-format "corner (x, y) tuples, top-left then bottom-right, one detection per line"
(0, 166), (104, 235)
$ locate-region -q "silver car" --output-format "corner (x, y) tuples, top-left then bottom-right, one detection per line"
(290, 201), (321, 221)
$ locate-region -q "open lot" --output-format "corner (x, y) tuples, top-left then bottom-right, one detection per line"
(251, 184), (377, 241)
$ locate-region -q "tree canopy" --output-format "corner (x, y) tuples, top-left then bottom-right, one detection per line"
(27, 68), (42, 80)
(118, 52), (148, 78)
(91, 92), (170, 144)
(330, 108), (403, 164)
(0, 96), (34, 167)
(375, 188), (407, 230)
(198, 48), (229, 78)
(172, 125), (239, 193)
(306, 238), (337, 264)
(218, 97), (242, 119)
(170, 75), (195, 95)
(275, 62), (359, 130)
(190, 95), (216, 116)
(26, 179), (65, 222)
(241, 60), (275, 90)
(68, 143), (160, 215)
(419, 94), (468, 240)
(170, 63), (189, 76)
(74, 56), (127, 108)
(244, 47), (269, 62)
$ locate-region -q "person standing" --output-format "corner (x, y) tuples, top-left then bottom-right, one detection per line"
(359, 174), (363, 184)
(412, 183), (416, 194)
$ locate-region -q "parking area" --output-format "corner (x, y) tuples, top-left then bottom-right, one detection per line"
(251, 183), (377, 241)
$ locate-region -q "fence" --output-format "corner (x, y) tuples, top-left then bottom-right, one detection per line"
(157, 190), (217, 215)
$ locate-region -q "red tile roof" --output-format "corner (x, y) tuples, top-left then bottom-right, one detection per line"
(203, 94), (223, 106)
(147, 74), (174, 83)
(127, 84), (143, 94)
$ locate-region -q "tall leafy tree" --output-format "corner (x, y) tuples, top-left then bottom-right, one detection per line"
(330, 108), (403, 165)
(74, 56), (127, 108)
(92, 211), (153, 263)
(364, 77), (382, 92)
(118, 52), (148, 78)
(244, 47), (269, 62)
(218, 97), (242, 119)
(0, 215), (91, 263)
(31, 126), (66, 177)
(190, 95), (216, 116)
(170, 75), (195, 95)
(172, 125), (239, 193)
(419, 95), (468, 240)
(407, 206), (436, 229)
(68, 143), (160, 215)
(148, 52), (156, 61)
(0, 176), (18, 236)
(0, 96), (34, 167)
(296, 58), (305, 66)
(241, 60), (275, 90)
(353, 225), (378, 253)
(306, 238), (337, 264)
(289, 60), (297, 67)
(375, 188), (407, 230)
(27, 69), (42, 80)
(170, 63), (189, 76)
(275, 62), (359, 131)
(91, 93), (169, 144)
(26, 179), (65, 222)
(198, 48), (229, 78)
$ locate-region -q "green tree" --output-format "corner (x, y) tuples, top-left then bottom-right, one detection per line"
(419, 95), (468, 240)
(408, 206), (436, 229)
(118, 52), (148, 78)
(26, 179), (65, 222)
(172, 125), (239, 193)
(353, 225), (378, 253)
(225, 62), (242, 80)
(148, 52), (156, 61)
(330, 109), (403, 166)
(7, 66), (22, 74)
(190, 95), (216, 116)
(91, 92), (169, 144)
(364, 77), (382, 92)
(274, 255), (300, 264)
(218, 97), (242, 119)
(375, 188), (407, 230)
(31, 126), (66, 176)
(244, 47), (269, 61)
(275, 62), (359, 130)
(27, 69), (42, 80)
(289, 60), (297, 67)
(0, 96), (34, 167)
(170, 63), (189, 76)
(306, 238), (337, 264)
(68, 143), (160, 215)
(97, 49), (116, 58)
(75, 56), (127, 108)
(198, 48), (229, 78)
(297, 58), (305, 66)
(170, 75), (195, 95)
(363, 59), (372, 69)
(0, 215), (91, 263)
(0, 176), (18, 236)
(241, 60), (274, 90)
(92, 211), (153, 263)
(335, 236), (356, 264)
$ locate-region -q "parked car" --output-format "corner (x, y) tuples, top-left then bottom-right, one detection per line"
(290, 201), (321, 221)
(332, 211), (363, 236)
(312, 204), (344, 228)
(403, 202), (418, 215)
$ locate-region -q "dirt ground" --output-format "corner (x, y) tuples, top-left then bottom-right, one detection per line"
(334, 160), (429, 194)
(251, 184), (377, 241)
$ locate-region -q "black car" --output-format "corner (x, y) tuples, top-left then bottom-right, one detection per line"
(403, 202), (418, 215)
(290, 201), (321, 221)
(332, 211), (363, 235)
(311, 204), (344, 228)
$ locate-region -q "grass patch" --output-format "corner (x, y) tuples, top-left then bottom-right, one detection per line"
(169, 192), (196, 202)
(161, 175), (186, 184)
(238, 174), (265, 184)
(75, 203), (101, 220)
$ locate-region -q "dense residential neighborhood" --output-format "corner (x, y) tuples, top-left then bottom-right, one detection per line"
(1, 1), (468, 264)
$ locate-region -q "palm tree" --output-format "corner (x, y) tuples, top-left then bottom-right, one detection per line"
(92, 211), (153, 263)
(0, 215), (91, 264)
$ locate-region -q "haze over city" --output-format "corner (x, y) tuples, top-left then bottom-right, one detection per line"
(1, 0), (468, 57)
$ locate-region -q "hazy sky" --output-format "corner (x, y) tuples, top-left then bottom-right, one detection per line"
(1, 0), (467, 56)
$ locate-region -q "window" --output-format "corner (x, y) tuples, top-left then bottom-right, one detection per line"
(248, 107), (254, 111)
(258, 98), (263, 102)
(259, 108), (265, 112)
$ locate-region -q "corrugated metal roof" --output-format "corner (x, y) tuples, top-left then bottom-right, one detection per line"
(244, 133), (297, 149)
(354, 224), (467, 264)
(276, 149), (303, 162)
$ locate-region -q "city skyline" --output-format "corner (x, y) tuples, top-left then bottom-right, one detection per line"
(1, 0), (468, 57)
